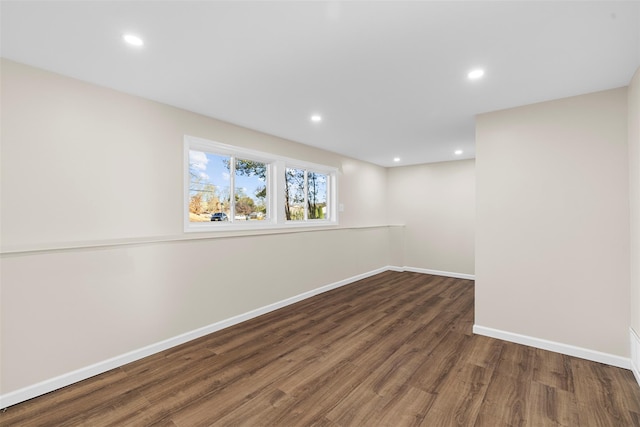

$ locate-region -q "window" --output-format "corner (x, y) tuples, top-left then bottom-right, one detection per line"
(185, 135), (337, 231)
(188, 152), (232, 222)
(188, 151), (268, 222)
(234, 158), (268, 221)
(285, 168), (328, 221)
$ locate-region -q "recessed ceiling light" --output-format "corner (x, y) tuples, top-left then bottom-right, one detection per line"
(123, 34), (144, 47)
(393, 157), (401, 162)
(455, 150), (463, 155)
(310, 115), (322, 122)
(467, 69), (484, 80)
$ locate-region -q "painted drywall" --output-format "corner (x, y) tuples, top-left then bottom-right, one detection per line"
(0, 59), (387, 251)
(1, 228), (391, 394)
(475, 88), (630, 358)
(630, 68), (640, 340)
(387, 160), (475, 275)
(0, 59), (392, 396)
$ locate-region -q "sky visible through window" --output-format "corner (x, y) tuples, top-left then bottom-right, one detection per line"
(190, 151), (263, 197)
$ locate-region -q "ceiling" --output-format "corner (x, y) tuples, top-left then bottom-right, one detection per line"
(1, 1), (639, 167)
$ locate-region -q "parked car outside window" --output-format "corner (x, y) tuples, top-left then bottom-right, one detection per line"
(211, 212), (228, 221)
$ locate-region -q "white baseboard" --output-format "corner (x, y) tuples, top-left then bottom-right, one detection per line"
(0, 266), (391, 409)
(401, 266), (475, 281)
(631, 328), (640, 387)
(473, 325), (631, 370)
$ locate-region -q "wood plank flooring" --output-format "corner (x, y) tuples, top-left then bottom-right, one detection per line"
(2, 271), (640, 426)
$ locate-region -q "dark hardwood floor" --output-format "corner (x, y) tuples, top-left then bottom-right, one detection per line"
(2, 271), (640, 426)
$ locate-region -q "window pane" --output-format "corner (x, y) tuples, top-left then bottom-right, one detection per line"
(189, 150), (230, 222)
(235, 158), (268, 221)
(285, 168), (305, 221)
(307, 171), (328, 219)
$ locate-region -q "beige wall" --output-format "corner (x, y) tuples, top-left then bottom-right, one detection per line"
(0, 60), (388, 251)
(387, 160), (475, 275)
(630, 68), (640, 337)
(0, 59), (392, 396)
(476, 88), (630, 357)
(1, 228), (391, 393)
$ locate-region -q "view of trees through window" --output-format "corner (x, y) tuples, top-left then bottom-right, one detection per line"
(233, 158), (268, 220)
(285, 168), (328, 221)
(188, 145), (330, 225)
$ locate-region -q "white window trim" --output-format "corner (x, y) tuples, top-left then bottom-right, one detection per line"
(184, 135), (338, 233)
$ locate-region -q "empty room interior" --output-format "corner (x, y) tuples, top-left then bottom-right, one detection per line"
(1, 1), (640, 425)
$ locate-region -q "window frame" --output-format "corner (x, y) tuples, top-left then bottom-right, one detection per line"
(184, 135), (338, 233)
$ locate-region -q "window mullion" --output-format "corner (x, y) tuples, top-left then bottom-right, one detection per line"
(303, 170), (308, 221)
(327, 174), (332, 221)
(274, 162), (286, 223)
(230, 156), (236, 222)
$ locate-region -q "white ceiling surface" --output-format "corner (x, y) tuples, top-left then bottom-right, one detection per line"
(1, 1), (639, 167)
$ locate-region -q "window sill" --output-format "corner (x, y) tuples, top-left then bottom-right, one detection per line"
(184, 219), (338, 234)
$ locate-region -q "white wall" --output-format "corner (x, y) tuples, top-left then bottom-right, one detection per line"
(475, 88), (630, 361)
(387, 160), (475, 276)
(629, 67), (640, 377)
(0, 59), (393, 401)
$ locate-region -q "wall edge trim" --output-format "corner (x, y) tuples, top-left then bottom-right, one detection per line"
(473, 324), (631, 369)
(402, 266), (475, 280)
(630, 327), (640, 387)
(0, 266), (392, 409)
